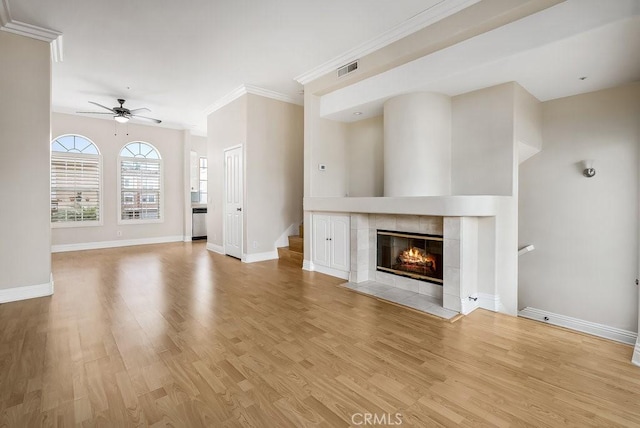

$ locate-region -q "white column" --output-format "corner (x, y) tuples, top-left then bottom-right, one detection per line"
(349, 214), (370, 283)
(443, 217), (462, 312)
(443, 217), (479, 314)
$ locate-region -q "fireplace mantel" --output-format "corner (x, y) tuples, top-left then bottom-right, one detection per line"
(304, 195), (504, 217)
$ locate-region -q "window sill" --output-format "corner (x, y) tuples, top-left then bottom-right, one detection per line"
(51, 221), (103, 229)
(117, 218), (164, 225)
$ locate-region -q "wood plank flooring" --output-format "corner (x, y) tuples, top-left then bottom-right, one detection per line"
(1, 241), (639, 426)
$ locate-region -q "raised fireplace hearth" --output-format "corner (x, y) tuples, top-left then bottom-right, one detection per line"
(376, 230), (443, 284)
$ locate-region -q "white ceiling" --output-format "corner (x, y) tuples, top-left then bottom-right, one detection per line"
(6, 0), (639, 133)
(321, 0), (640, 121)
(7, 0), (455, 134)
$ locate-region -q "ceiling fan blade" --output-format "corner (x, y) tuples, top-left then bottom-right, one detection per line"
(129, 107), (151, 114)
(131, 114), (162, 124)
(88, 101), (116, 113)
(76, 111), (113, 114)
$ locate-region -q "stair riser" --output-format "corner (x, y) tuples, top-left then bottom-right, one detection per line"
(277, 247), (303, 266)
(288, 236), (303, 253)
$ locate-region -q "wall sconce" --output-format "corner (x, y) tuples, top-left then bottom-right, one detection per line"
(582, 160), (596, 178)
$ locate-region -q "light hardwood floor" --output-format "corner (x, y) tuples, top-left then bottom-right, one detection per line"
(1, 242), (639, 427)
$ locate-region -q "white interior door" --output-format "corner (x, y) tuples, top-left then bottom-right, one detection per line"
(224, 146), (243, 259)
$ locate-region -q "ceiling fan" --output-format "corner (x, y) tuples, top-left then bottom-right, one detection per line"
(77, 99), (162, 124)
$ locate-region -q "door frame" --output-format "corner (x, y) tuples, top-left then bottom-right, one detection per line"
(223, 144), (244, 259)
(634, 157), (640, 366)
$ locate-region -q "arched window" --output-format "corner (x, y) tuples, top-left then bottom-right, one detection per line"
(50, 135), (102, 226)
(118, 142), (163, 223)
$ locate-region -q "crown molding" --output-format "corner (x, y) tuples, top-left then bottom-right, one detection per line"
(2, 19), (61, 43)
(0, 0), (63, 61)
(294, 0), (480, 85)
(51, 34), (63, 62)
(203, 85), (247, 116)
(204, 84), (301, 116)
(244, 84), (301, 106)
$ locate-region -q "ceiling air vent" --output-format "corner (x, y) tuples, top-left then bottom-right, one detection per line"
(337, 60), (358, 78)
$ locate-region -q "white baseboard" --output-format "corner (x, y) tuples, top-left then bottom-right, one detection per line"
(310, 264), (350, 280)
(460, 296), (479, 315)
(302, 259), (313, 271)
(478, 293), (501, 312)
(51, 235), (184, 253)
(632, 340), (640, 367)
(242, 251), (279, 263)
(303, 259), (350, 280)
(0, 274), (54, 303)
(519, 307), (638, 345)
(206, 243), (225, 254)
(184, 235), (192, 242)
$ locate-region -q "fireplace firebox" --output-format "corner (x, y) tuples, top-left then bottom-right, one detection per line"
(376, 230), (443, 284)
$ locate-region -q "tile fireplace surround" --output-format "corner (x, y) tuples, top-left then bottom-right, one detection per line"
(304, 195), (510, 316)
(349, 213), (478, 314)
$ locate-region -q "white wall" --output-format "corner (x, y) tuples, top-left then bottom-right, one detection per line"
(514, 84), (542, 151)
(207, 95), (247, 250)
(451, 83), (516, 196)
(51, 113), (185, 246)
(191, 135), (207, 156)
(346, 116), (383, 197)
(519, 83), (640, 332)
(305, 94), (349, 198)
(313, 118), (348, 197)
(514, 84), (543, 166)
(384, 92), (451, 196)
(450, 83), (524, 314)
(246, 94), (304, 255)
(207, 94), (303, 258)
(0, 32), (51, 291)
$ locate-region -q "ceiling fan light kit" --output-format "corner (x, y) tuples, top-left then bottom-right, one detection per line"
(77, 98), (162, 124)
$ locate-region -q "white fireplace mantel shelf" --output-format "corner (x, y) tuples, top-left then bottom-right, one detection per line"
(304, 195), (507, 217)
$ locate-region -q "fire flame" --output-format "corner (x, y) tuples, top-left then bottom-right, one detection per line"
(398, 247), (436, 270)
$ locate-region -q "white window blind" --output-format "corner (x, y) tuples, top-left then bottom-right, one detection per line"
(120, 159), (161, 220)
(51, 135), (101, 225)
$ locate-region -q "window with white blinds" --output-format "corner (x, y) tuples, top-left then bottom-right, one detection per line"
(50, 135), (102, 226)
(118, 142), (163, 223)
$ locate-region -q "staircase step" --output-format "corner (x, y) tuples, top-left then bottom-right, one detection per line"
(288, 235), (303, 253)
(277, 246), (303, 266)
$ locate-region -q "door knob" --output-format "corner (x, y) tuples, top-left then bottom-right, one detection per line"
(237, 207), (242, 211)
